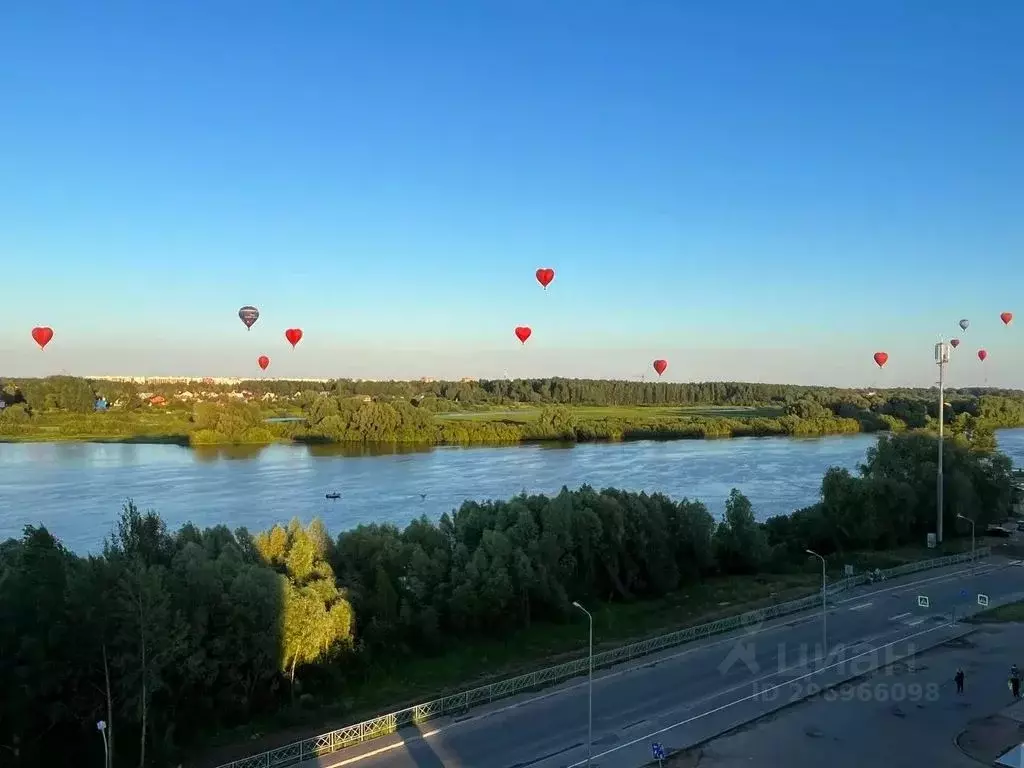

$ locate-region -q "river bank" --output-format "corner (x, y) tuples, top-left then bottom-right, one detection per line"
(0, 402), (858, 445)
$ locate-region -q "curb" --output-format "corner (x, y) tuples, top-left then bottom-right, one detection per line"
(640, 623), (977, 767)
(642, 587), (1024, 768)
(953, 728), (996, 767)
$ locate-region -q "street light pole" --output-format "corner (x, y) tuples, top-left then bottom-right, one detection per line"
(96, 721), (108, 768)
(806, 550), (827, 659)
(936, 341), (950, 544)
(957, 513), (976, 570)
(572, 601), (593, 767)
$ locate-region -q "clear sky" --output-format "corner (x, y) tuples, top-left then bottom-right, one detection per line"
(1, 0), (1021, 387)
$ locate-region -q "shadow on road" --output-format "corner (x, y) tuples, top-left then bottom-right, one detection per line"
(399, 725), (446, 768)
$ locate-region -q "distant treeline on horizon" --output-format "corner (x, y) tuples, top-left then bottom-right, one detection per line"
(5, 374), (1024, 402)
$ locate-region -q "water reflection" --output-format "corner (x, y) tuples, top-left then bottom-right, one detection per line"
(192, 445), (270, 462)
(304, 442), (436, 459)
(0, 429), (1021, 555)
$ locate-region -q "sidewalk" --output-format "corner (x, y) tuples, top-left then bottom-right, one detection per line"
(649, 616), (1024, 767)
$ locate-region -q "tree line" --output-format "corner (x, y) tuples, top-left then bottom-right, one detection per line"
(6, 375), (1024, 410)
(0, 430), (1014, 767)
(3, 376), (1024, 445)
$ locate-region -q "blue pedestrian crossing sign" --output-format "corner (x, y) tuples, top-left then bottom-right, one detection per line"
(652, 742), (667, 760)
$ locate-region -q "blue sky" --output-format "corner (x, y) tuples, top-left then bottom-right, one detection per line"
(2, 0), (1021, 385)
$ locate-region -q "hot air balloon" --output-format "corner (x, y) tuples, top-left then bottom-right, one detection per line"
(959, 319), (970, 331)
(873, 352), (888, 368)
(950, 338), (960, 349)
(239, 306), (260, 330)
(258, 355), (270, 371)
(285, 328), (303, 348)
(978, 349), (988, 362)
(535, 268), (555, 289)
(653, 359), (668, 376)
(514, 326), (532, 344)
(1001, 312), (1013, 326)
(31, 327), (53, 350)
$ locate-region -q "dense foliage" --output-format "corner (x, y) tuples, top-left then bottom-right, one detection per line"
(3, 375), (1024, 445)
(0, 431), (1013, 766)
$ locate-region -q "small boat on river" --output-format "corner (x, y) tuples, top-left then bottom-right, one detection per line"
(325, 492), (341, 500)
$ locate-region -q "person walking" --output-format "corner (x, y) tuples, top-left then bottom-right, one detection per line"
(1011, 665), (1021, 699)
(955, 668), (965, 694)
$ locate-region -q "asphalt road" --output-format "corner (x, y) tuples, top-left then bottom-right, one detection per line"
(304, 557), (1024, 768)
(675, 621), (1024, 767)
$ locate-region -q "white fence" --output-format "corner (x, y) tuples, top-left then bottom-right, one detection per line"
(216, 548), (989, 768)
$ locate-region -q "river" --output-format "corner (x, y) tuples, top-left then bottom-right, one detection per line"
(2, 430), (1023, 554)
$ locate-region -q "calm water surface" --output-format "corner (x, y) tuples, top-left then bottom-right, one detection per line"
(3, 430), (1023, 554)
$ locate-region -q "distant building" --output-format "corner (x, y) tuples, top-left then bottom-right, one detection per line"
(148, 395), (167, 406)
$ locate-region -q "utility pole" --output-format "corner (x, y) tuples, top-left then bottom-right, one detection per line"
(572, 602), (593, 767)
(806, 550), (827, 658)
(935, 341), (950, 544)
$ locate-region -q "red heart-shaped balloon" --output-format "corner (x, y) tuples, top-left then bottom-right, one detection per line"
(285, 328), (303, 347)
(31, 326), (54, 349)
(535, 268), (555, 288)
(873, 352), (888, 368)
(653, 359), (668, 376)
(514, 326), (532, 343)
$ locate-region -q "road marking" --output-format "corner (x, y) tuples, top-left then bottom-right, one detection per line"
(316, 601), (827, 766)
(318, 563), (1008, 768)
(835, 564), (998, 605)
(660, 622), (920, 719)
(907, 617), (925, 626)
(848, 602), (873, 611)
(565, 623), (953, 767)
(889, 612), (911, 621)
(327, 729), (442, 766)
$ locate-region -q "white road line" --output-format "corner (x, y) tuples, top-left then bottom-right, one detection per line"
(889, 612), (911, 621)
(328, 729), (442, 766)
(565, 623), (951, 767)
(835, 564), (997, 604)
(320, 563), (1005, 767)
(907, 617), (925, 626)
(317, 602), (824, 766)
(847, 602), (873, 611)
(659, 622), (919, 719)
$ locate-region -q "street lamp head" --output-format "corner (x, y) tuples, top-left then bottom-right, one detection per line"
(96, 720), (106, 732)
(572, 601), (581, 609)
(805, 549), (817, 556)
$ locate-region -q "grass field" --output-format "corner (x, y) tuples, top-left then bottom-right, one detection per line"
(0, 411), (193, 442)
(438, 404), (786, 423)
(971, 598), (1024, 623)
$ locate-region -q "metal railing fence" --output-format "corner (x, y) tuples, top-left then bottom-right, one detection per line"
(217, 547), (989, 768)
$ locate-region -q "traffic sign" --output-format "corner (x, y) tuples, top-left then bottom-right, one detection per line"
(960, 588), (969, 598)
(652, 742), (667, 761)
(918, 595), (930, 608)
(978, 594), (990, 607)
